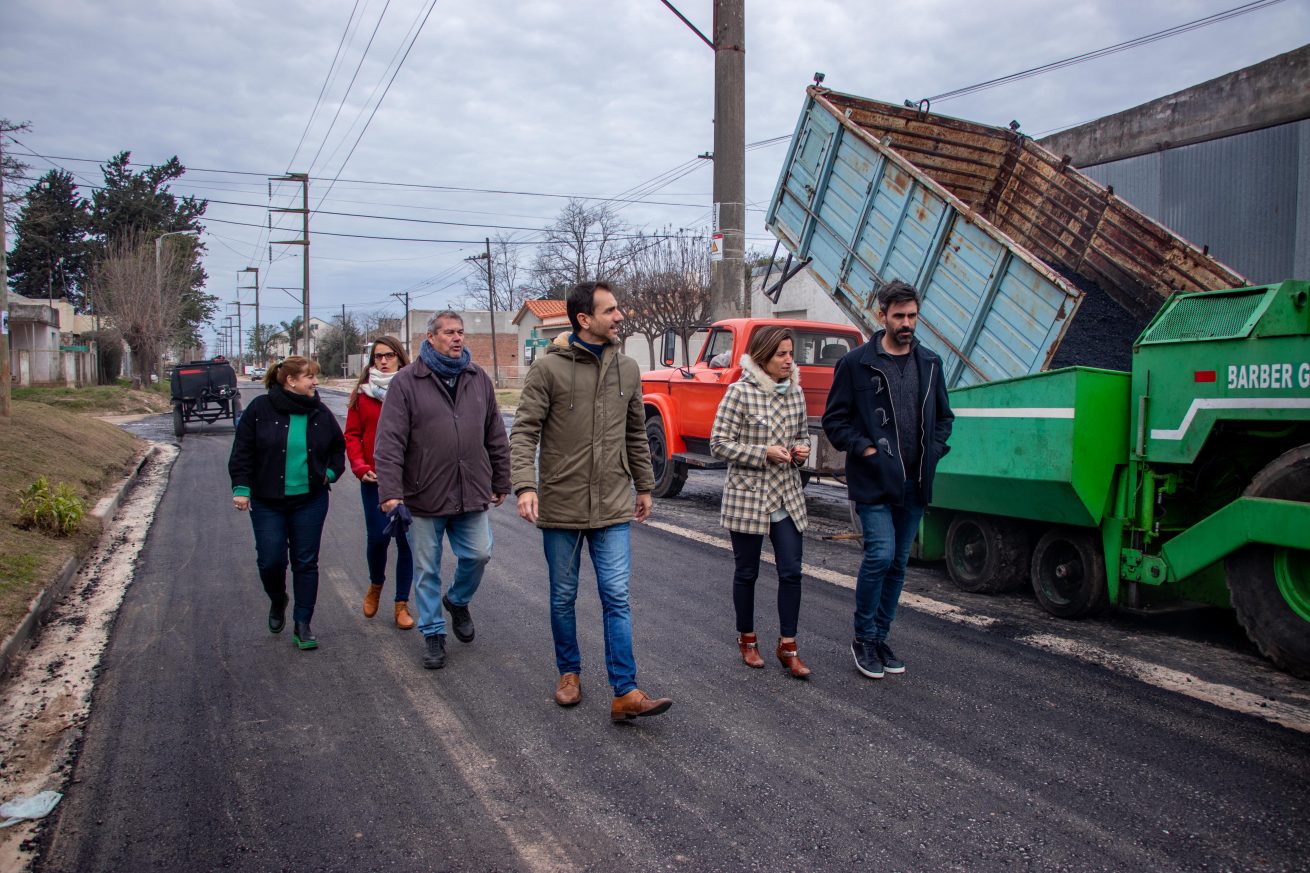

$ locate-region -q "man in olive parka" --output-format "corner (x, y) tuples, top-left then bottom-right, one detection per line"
(510, 281), (673, 722)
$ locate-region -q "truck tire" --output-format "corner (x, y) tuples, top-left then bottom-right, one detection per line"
(1031, 527), (1108, 618)
(945, 514), (1029, 594)
(1226, 444), (1310, 679)
(646, 416), (687, 499)
(172, 404), (186, 438)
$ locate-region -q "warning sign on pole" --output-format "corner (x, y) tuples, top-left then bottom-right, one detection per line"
(710, 232), (724, 262)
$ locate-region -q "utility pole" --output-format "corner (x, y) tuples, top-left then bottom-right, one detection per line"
(232, 301), (255, 371)
(238, 267), (260, 363)
(464, 244), (500, 386)
(390, 291), (411, 359)
(711, 0), (747, 319)
(270, 173), (311, 357)
(1, 131), (10, 416)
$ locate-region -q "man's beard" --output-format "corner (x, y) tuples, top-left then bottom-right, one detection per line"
(893, 328), (914, 344)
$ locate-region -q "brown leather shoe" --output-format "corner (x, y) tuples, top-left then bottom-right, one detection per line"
(610, 689), (673, 721)
(554, 673), (581, 707)
(737, 632), (765, 668)
(363, 583), (383, 618)
(394, 601), (415, 630)
(776, 638), (812, 679)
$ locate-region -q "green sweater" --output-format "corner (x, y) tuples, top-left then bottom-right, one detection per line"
(233, 416), (335, 498)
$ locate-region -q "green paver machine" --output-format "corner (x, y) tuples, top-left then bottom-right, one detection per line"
(925, 281), (1310, 676)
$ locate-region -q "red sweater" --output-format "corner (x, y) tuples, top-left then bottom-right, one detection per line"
(344, 392), (383, 479)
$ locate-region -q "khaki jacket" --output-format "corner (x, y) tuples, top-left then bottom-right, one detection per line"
(709, 354), (809, 536)
(510, 334), (656, 529)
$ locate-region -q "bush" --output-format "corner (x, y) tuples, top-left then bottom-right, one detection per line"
(16, 477), (85, 536)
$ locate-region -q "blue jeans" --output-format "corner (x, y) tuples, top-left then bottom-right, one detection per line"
(406, 511), (492, 637)
(249, 490), (330, 624)
(542, 524), (638, 697)
(854, 482), (925, 641)
(359, 481), (413, 601)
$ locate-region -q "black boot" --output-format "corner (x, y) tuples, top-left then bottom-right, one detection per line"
(292, 621), (317, 650)
(422, 634), (447, 669)
(442, 595), (475, 643)
(268, 597), (288, 634)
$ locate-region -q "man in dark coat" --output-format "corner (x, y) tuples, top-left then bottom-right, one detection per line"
(374, 311), (511, 671)
(823, 280), (954, 679)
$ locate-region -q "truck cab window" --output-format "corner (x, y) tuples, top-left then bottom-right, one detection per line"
(792, 332), (853, 367)
(703, 329), (735, 368)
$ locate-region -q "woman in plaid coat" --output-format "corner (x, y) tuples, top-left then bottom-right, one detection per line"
(710, 327), (813, 678)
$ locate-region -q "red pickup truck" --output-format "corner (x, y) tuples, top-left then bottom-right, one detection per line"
(640, 318), (864, 497)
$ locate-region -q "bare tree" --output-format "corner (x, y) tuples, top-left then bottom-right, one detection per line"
(89, 234), (188, 386)
(360, 308), (402, 342)
(625, 229), (711, 365)
(529, 200), (634, 297)
(460, 233), (536, 313)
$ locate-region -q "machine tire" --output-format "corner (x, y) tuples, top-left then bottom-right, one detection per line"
(172, 404), (186, 438)
(1031, 527), (1108, 618)
(945, 514), (1029, 594)
(1226, 444), (1310, 679)
(646, 416), (687, 499)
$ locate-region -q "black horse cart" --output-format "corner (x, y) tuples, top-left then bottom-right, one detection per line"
(170, 357), (242, 437)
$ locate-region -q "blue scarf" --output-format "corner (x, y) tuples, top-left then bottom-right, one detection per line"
(419, 340), (470, 381)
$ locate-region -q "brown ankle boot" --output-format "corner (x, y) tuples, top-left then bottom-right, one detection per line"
(363, 584), (383, 618)
(737, 633), (765, 668)
(394, 601), (415, 629)
(776, 638), (812, 679)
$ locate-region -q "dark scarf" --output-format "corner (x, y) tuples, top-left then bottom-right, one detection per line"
(419, 340), (471, 381)
(569, 332), (608, 360)
(268, 382), (321, 415)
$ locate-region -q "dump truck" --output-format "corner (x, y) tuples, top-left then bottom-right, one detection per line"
(764, 85), (1310, 677)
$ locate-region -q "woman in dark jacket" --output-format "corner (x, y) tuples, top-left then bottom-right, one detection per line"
(229, 356), (346, 650)
(344, 336), (414, 629)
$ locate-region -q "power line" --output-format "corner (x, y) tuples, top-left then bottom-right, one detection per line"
(314, 0), (440, 209)
(925, 0), (1289, 103)
(306, 0), (394, 177)
(286, 0), (363, 171)
(203, 214), (701, 244)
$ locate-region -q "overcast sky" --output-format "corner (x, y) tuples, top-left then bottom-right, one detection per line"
(3, 0), (1308, 350)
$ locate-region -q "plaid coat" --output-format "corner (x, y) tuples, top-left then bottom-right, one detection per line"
(709, 354), (809, 535)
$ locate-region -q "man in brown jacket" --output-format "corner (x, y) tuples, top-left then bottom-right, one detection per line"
(375, 311), (510, 671)
(510, 281), (673, 722)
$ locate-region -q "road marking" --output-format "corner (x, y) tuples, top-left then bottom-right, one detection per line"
(643, 519), (1310, 735)
(952, 407), (1076, 419)
(1150, 397), (1310, 440)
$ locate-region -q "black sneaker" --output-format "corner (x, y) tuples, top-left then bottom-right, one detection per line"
(851, 638), (884, 679)
(442, 595), (475, 643)
(875, 641), (906, 674)
(423, 633), (447, 669)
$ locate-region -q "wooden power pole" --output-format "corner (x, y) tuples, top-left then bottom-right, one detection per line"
(711, 0), (748, 320)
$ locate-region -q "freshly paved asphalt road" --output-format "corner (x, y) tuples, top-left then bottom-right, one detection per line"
(35, 386), (1310, 871)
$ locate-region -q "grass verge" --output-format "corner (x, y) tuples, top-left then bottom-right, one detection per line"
(13, 382), (171, 415)
(0, 401), (142, 643)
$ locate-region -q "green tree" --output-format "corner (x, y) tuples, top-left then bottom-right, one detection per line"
(278, 317), (304, 356)
(6, 170), (90, 306)
(1, 118), (32, 230)
(317, 314), (363, 379)
(248, 323), (279, 364)
(87, 152), (216, 348)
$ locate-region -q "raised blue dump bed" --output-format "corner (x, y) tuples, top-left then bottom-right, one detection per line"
(765, 88), (1247, 389)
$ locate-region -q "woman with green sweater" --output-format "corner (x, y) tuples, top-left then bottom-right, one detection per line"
(229, 356), (346, 650)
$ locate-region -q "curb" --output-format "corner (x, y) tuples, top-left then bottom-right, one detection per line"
(0, 445), (160, 681)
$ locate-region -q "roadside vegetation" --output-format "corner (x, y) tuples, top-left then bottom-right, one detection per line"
(13, 381), (171, 415)
(0, 401), (141, 643)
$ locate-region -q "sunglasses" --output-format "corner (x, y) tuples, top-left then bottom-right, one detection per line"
(373, 352), (398, 362)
